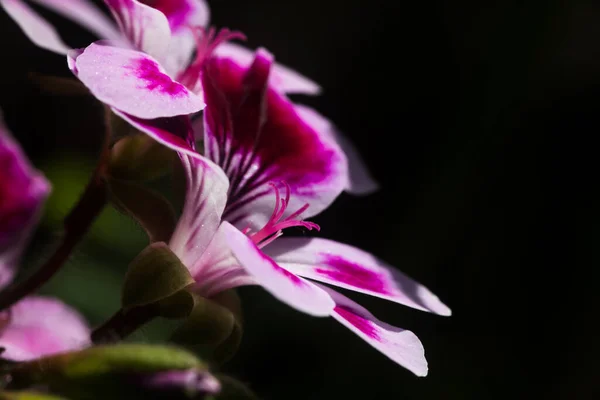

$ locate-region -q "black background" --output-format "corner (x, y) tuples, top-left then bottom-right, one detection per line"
(2, 1), (600, 399)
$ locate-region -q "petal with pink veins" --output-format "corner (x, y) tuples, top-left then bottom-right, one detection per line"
(145, 0), (209, 33)
(188, 223), (256, 298)
(321, 286), (428, 376)
(142, 0), (210, 76)
(202, 50), (347, 230)
(295, 104), (379, 195)
(214, 42), (321, 95)
(111, 109), (200, 157)
(169, 154), (229, 271)
(0, 296), (90, 361)
(264, 237), (452, 316)
(1, 111), (50, 289)
(72, 42), (204, 119)
(104, 0), (171, 59)
(222, 222), (334, 317)
(0, 0), (71, 54)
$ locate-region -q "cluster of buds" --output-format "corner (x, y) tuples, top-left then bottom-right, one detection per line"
(0, 0), (450, 398)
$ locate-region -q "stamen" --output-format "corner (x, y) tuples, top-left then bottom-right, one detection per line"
(249, 182), (320, 248)
(177, 26), (246, 91)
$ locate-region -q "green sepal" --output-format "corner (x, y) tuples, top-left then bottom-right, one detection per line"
(108, 178), (176, 243)
(121, 243), (194, 311)
(170, 292), (242, 365)
(109, 134), (176, 182)
(8, 344), (204, 388)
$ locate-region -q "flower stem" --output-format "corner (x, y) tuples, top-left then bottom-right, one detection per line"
(91, 306), (157, 344)
(0, 125), (110, 311)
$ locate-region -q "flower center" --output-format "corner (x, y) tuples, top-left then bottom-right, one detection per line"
(248, 182), (319, 248)
(177, 27), (246, 92)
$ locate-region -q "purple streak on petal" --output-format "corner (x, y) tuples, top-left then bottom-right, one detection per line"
(334, 305), (380, 340)
(1, 112), (50, 289)
(316, 255), (392, 296)
(168, 154), (229, 272)
(0, 296), (90, 361)
(132, 57), (187, 96)
(72, 42), (204, 119)
(322, 286), (428, 376)
(202, 49), (347, 230)
(0, 0), (70, 54)
(265, 237), (452, 316)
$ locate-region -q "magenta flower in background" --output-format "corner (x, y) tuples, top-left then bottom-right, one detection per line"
(0, 111), (90, 361)
(0, 111), (49, 287)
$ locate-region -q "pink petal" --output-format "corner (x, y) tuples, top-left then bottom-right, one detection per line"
(214, 42), (321, 95)
(111, 109), (200, 157)
(1, 112), (50, 289)
(188, 223), (256, 297)
(222, 222), (334, 317)
(202, 49), (348, 230)
(323, 287), (428, 376)
(140, 0), (209, 76)
(71, 42), (204, 119)
(147, 0), (209, 33)
(32, 0), (123, 42)
(0, 296), (90, 361)
(0, 0), (70, 54)
(168, 154), (229, 271)
(295, 105), (379, 195)
(265, 237), (451, 316)
(104, 0), (171, 59)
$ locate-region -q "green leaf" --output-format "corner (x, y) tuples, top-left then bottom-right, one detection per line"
(9, 344), (204, 389)
(121, 243), (195, 311)
(108, 178), (177, 243)
(109, 134), (176, 182)
(0, 392), (68, 400)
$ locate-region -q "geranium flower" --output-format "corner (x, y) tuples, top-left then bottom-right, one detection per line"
(0, 111), (90, 361)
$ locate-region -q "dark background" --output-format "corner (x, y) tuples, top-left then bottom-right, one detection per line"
(2, 0), (600, 399)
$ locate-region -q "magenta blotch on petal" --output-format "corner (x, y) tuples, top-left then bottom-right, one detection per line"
(265, 237), (452, 316)
(214, 42), (321, 95)
(0, 296), (90, 361)
(142, 0), (209, 33)
(1, 112), (50, 288)
(71, 42), (204, 119)
(222, 222), (335, 317)
(323, 287), (429, 376)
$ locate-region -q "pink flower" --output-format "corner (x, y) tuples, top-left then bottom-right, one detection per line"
(152, 50), (448, 376)
(0, 111), (90, 361)
(165, 154), (449, 376)
(0, 0), (321, 160)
